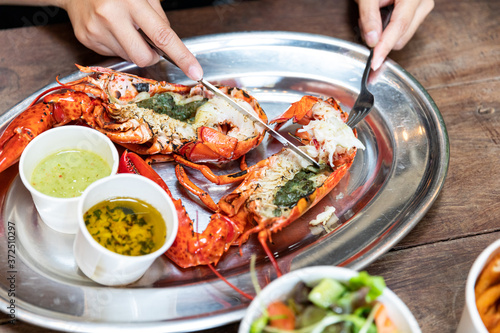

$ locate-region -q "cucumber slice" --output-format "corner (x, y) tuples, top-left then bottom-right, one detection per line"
(308, 278), (347, 309)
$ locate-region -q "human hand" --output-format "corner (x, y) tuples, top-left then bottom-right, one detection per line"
(59, 0), (203, 80)
(356, 0), (434, 70)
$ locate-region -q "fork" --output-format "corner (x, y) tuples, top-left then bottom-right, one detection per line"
(346, 5), (393, 128)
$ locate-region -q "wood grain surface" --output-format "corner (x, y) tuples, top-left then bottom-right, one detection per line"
(0, 0), (499, 332)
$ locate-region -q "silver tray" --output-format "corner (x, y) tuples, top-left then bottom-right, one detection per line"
(0, 31), (448, 332)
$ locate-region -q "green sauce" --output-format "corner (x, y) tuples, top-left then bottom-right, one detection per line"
(274, 166), (322, 208)
(31, 149), (111, 198)
(84, 197), (167, 256)
(136, 92), (207, 122)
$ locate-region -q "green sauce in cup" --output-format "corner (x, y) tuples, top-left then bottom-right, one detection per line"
(31, 149), (111, 198)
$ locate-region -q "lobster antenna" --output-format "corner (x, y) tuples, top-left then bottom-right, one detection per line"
(208, 264), (254, 301)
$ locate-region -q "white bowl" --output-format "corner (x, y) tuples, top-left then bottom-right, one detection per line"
(73, 174), (179, 286)
(239, 266), (421, 333)
(457, 239), (500, 333)
(19, 126), (119, 234)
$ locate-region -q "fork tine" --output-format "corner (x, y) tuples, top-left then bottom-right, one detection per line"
(348, 5), (393, 128)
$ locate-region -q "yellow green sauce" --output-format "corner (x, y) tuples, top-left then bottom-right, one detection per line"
(84, 197), (167, 256)
(31, 149), (111, 198)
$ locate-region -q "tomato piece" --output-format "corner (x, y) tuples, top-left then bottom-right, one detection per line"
(267, 301), (295, 330)
(375, 304), (398, 333)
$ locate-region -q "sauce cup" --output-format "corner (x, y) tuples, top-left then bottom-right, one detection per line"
(74, 173), (178, 286)
(19, 126), (119, 234)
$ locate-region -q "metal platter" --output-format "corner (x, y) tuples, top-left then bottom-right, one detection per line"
(0, 31), (449, 332)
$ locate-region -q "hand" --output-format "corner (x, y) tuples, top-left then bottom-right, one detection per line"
(59, 0), (203, 80)
(356, 0), (434, 70)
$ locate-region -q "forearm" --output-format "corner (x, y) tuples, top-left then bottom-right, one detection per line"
(0, 0), (65, 7)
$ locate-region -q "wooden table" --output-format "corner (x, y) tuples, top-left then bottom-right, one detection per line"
(0, 0), (499, 332)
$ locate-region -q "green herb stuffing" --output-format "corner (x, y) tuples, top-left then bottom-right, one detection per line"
(274, 166), (323, 208)
(137, 92), (207, 122)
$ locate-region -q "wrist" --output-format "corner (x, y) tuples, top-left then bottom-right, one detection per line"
(0, 0), (63, 6)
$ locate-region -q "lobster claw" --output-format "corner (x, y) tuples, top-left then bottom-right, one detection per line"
(0, 90), (97, 174)
(0, 103), (55, 173)
(118, 150), (173, 197)
(117, 150), (246, 269)
(177, 127), (239, 162)
(270, 95), (320, 131)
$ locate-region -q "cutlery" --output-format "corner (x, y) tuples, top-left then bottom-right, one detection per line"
(138, 29), (320, 167)
(346, 5), (393, 128)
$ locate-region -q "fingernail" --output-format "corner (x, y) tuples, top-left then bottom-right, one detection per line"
(188, 65), (203, 81)
(371, 56), (384, 71)
(365, 31), (379, 47)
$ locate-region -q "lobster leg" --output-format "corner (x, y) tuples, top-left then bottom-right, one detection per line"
(145, 154), (175, 164)
(258, 229), (283, 277)
(173, 154), (249, 185)
(175, 164), (218, 212)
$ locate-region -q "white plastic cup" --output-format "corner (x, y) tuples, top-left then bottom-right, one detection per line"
(456, 239), (500, 333)
(19, 126), (119, 234)
(74, 174), (178, 286)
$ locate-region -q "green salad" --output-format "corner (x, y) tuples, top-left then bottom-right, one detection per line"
(250, 271), (398, 333)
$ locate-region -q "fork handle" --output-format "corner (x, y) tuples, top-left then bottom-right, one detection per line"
(381, 5), (394, 30)
(361, 49), (374, 90)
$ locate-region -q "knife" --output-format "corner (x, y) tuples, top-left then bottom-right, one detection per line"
(138, 29), (320, 167)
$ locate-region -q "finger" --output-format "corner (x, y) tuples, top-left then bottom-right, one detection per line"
(73, 18), (132, 61)
(357, 0), (383, 47)
(393, 0), (434, 49)
(94, 39), (132, 62)
(91, 40), (129, 60)
(371, 0), (419, 70)
(131, 2), (203, 80)
(107, 19), (162, 67)
(378, 0), (394, 7)
(80, 40), (118, 58)
(147, 0), (169, 22)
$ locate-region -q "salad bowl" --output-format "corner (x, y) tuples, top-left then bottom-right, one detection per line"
(239, 266), (421, 333)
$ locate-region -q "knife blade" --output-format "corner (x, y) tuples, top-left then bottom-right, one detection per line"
(138, 29), (320, 167)
(198, 79), (319, 167)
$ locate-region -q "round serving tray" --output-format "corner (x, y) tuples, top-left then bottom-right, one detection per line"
(0, 31), (448, 332)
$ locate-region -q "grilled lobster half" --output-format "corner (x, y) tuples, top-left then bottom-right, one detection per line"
(0, 65), (268, 174)
(121, 95), (365, 276)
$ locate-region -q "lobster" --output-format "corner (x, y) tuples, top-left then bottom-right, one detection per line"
(122, 95), (364, 276)
(0, 65), (268, 174)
